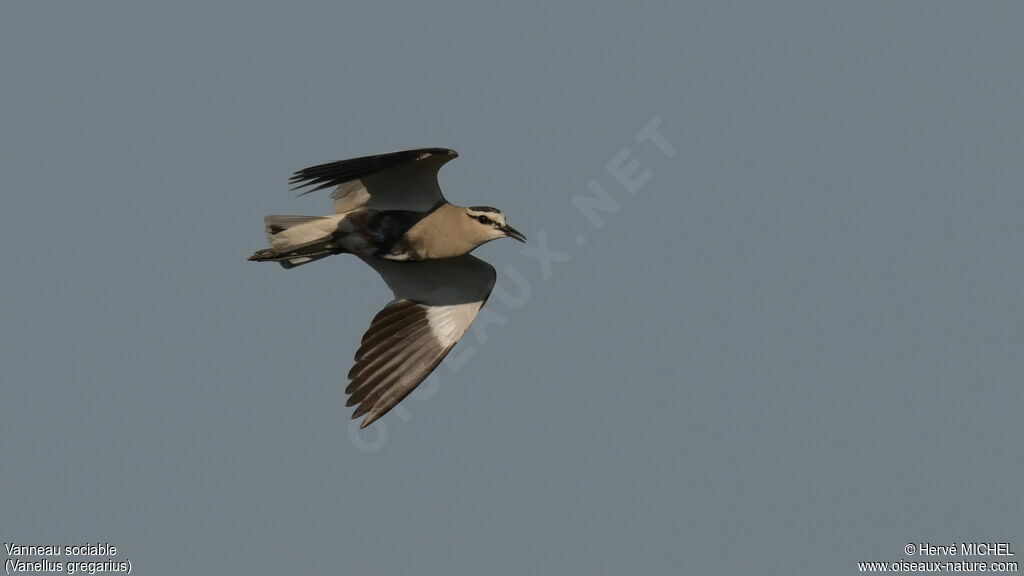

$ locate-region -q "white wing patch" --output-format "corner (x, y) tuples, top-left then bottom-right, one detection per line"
(332, 181), (371, 213)
(426, 303), (482, 344)
(346, 255), (497, 428)
(331, 155), (453, 213)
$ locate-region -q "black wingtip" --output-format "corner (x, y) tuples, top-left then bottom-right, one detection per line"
(286, 147), (458, 195)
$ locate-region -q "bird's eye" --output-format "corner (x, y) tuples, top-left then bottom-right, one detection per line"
(477, 216), (491, 225)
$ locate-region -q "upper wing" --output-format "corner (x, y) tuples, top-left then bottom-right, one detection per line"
(346, 255), (496, 428)
(289, 148), (458, 213)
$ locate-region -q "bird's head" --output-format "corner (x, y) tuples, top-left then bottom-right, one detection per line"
(464, 206), (526, 245)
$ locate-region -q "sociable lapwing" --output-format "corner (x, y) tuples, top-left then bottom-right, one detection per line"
(249, 148), (525, 428)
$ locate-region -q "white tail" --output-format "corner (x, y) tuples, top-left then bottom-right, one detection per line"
(252, 214), (346, 269)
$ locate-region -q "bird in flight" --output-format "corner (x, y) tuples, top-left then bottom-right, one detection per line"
(249, 148), (525, 428)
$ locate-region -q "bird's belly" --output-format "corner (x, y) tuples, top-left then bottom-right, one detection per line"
(337, 231), (377, 257)
(329, 219), (415, 259)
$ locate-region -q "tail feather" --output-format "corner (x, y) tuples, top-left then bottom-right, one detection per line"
(264, 215), (328, 237)
(248, 249), (332, 269)
(250, 214), (344, 269)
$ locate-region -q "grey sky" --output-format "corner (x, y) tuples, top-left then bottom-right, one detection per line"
(2, 2), (1022, 574)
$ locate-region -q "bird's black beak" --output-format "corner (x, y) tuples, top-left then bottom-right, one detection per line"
(501, 224), (527, 243)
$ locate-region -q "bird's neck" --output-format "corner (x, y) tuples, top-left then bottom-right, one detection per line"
(403, 203), (481, 260)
